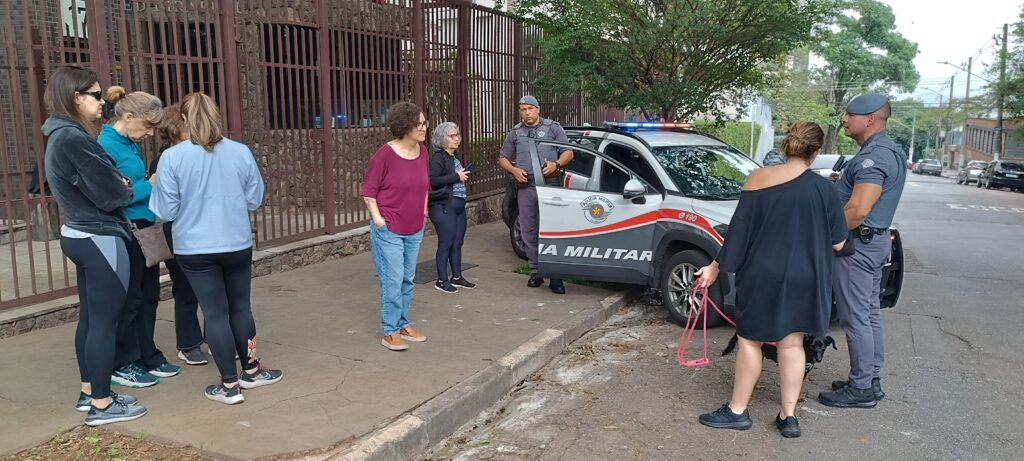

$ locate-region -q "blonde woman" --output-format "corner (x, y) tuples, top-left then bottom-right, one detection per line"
(150, 92), (278, 405)
(98, 87), (179, 389)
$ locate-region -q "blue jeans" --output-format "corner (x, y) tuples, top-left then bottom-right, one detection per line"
(370, 223), (423, 335)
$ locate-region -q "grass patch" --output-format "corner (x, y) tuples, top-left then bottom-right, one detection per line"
(512, 265), (626, 291)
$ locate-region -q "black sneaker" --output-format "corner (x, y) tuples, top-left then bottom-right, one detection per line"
(698, 404), (752, 430)
(775, 414), (801, 438)
(832, 377), (884, 400)
(527, 274), (544, 288)
(549, 278), (565, 294)
(75, 391), (137, 412)
(434, 280), (458, 293)
(84, 400), (147, 426)
(450, 276), (476, 289)
(205, 383), (244, 405)
(239, 365), (284, 389)
(818, 385), (877, 408)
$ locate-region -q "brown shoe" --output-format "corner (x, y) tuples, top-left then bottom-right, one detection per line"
(399, 327), (426, 343)
(381, 334), (409, 351)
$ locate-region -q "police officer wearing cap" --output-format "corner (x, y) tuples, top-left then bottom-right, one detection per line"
(818, 93), (907, 409)
(498, 96), (573, 294)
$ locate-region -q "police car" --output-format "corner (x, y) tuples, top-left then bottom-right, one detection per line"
(501, 122), (904, 326)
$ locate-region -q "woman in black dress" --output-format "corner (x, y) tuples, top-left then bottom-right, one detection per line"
(693, 122), (848, 438)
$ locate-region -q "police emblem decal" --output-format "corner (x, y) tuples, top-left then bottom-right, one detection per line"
(581, 195), (615, 224)
(861, 158), (875, 168)
(537, 131), (546, 138)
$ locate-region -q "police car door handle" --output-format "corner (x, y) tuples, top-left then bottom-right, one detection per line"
(541, 197), (570, 206)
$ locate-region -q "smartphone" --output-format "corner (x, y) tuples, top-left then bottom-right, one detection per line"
(465, 163), (476, 173)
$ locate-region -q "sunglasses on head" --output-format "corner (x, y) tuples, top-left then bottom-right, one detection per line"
(78, 90), (103, 102)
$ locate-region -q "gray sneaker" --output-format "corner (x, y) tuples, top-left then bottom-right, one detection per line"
(84, 400), (147, 426)
(205, 383), (244, 405)
(76, 391), (137, 412)
(178, 348), (209, 365)
(239, 366), (283, 389)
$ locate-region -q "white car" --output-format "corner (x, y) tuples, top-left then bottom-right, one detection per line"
(501, 123), (905, 326)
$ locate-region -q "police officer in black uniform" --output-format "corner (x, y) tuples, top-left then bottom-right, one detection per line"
(498, 96), (573, 294)
(818, 93), (907, 409)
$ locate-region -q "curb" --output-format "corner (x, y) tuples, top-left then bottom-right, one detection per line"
(289, 289), (639, 461)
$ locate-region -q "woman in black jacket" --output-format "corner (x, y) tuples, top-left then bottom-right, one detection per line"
(42, 65), (147, 426)
(428, 122), (475, 293)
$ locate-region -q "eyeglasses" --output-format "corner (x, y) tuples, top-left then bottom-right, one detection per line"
(78, 90), (103, 102)
(448, 133), (461, 139)
(417, 120), (429, 129)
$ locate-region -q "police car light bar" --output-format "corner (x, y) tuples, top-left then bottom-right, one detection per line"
(604, 121), (693, 130)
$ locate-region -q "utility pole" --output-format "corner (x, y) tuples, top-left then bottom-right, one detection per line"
(909, 110), (917, 162)
(995, 23), (1008, 161)
(944, 75), (955, 167)
(959, 57), (971, 168)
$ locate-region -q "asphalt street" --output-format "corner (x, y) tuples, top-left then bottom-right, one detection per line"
(425, 172), (1024, 461)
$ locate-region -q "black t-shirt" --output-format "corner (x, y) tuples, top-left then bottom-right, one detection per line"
(716, 170), (847, 341)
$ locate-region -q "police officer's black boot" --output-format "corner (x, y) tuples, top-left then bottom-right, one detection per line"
(818, 384), (877, 409)
(528, 274), (544, 288)
(549, 278), (565, 294)
(831, 377), (884, 400)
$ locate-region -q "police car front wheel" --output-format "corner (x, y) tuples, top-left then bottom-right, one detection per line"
(659, 250), (726, 328)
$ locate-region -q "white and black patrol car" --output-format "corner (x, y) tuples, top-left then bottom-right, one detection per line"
(501, 122), (904, 326)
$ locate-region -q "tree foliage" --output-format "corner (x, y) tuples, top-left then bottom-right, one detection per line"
(985, 5), (1024, 119)
(790, 0), (920, 153)
(512, 0), (835, 122)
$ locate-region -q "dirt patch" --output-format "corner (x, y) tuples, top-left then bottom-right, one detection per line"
(3, 426), (213, 461)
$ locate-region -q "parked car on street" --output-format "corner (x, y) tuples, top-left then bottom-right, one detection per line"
(977, 160), (1024, 191)
(809, 154), (845, 178)
(912, 160), (926, 174)
(957, 160), (989, 185)
(502, 123), (905, 326)
(917, 159), (942, 176)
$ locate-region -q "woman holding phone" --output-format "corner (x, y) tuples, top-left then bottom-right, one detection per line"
(428, 122), (475, 293)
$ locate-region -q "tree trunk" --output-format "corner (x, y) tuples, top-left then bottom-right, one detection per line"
(823, 124), (841, 154)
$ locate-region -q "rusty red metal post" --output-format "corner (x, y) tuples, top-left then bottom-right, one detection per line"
(219, 0), (244, 139)
(413, 0), (425, 108)
(317, 0), (337, 234)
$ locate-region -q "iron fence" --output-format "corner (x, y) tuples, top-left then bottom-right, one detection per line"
(0, 0), (619, 309)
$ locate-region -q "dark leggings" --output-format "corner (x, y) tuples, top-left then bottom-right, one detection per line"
(63, 235), (131, 400)
(114, 220), (167, 370)
(176, 248), (258, 383)
(429, 197), (467, 281)
(164, 222), (203, 351)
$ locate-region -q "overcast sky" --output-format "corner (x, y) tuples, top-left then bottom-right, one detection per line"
(883, 0), (1019, 105)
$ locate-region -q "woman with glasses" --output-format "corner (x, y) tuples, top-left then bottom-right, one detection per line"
(362, 102), (431, 351)
(42, 65), (147, 425)
(98, 86), (181, 390)
(427, 122), (475, 293)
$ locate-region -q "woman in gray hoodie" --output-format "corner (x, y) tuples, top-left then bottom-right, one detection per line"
(42, 65), (147, 426)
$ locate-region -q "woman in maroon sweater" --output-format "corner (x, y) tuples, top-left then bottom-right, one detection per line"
(361, 102), (431, 351)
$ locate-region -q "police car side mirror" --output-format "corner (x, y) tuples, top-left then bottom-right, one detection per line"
(623, 178), (645, 200)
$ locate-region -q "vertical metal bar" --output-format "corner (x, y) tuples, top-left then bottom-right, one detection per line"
(317, 0), (336, 234)
(219, 0), (244, 139)
(412, 0), (424, 108)
(85, 0), (111, 84)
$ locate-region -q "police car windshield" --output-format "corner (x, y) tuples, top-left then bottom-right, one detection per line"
(652, 145), (758, 200)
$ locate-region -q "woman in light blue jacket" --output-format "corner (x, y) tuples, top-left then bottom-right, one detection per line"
(150, 92), (278, 405)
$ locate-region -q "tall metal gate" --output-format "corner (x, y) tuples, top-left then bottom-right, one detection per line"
(0, 0), (619, 309)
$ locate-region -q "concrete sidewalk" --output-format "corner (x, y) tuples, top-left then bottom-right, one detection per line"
(0, 222), (626, 460)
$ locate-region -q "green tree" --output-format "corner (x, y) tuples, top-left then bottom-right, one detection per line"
(985, 4), (1024, 119)
(513, 0), (836, 122)
(810, 0), (920, 153)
